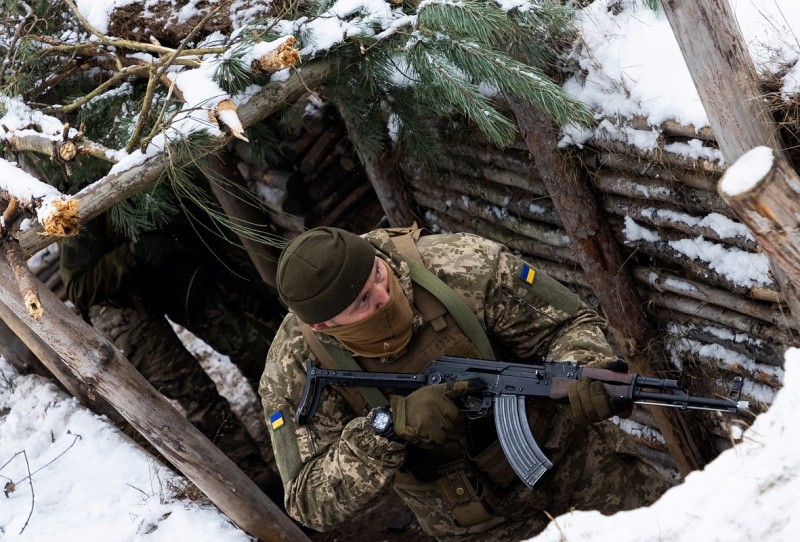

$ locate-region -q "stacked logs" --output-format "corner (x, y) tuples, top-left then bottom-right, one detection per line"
(403, 120), (793, 460)
(231, 96), (385, 237)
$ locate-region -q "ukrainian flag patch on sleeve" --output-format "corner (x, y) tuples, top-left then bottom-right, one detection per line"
(269, 411), (285, 431)
(519, 263), (536, 285)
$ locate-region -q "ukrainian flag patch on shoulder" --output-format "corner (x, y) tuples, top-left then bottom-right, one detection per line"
(519, 263), (536, 285)
(269, 411), (285, 431)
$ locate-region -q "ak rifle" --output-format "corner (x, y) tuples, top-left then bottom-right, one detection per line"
(296, 355), (748, 488)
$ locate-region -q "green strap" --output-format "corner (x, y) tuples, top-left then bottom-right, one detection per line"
(402, 257), (495, 360)
(318, 341), (389, 409)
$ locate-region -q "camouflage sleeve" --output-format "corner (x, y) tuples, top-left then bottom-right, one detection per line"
(417, 233), (615, 366)
(59, 219), (141, 313)
(483, 247), (617, 366)
(259, 315), (406, 530)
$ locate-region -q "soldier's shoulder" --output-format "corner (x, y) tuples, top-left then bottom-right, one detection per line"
(417, 232), (504, 265)
(263, 314), (309, 386)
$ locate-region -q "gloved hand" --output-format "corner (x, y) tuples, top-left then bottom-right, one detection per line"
(568, 360), (633, 424)
(390, 380), (480, 445)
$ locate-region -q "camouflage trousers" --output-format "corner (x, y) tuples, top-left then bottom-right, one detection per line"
(429, 422), (673, 542)
(89, 304), (283, 504)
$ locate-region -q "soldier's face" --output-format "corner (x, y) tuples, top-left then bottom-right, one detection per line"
(310, 258), (390, 330)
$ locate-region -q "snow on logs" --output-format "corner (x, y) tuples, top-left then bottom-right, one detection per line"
(0, 158), (79, 318)
(718, 146), (800, 289)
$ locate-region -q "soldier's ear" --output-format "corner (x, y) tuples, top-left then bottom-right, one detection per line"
(309, 321), (333, 331)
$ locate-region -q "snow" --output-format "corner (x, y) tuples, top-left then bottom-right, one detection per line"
(0, 357), (251, 541)
(528, 348), (800, 542)
(2, 0), (800, 540)
(719, 146), (776, 196)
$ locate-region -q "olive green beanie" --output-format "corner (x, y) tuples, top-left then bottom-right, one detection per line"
(277, 227), (376, 324)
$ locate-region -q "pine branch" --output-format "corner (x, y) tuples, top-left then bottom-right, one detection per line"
(16, 57), (341, 257)
(408, 43), (517, 146)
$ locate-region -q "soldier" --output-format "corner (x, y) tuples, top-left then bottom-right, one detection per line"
(260, 226), (673, 541)
(60, 211), (283, 503)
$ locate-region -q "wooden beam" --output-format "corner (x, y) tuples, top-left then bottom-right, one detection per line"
(341, 115), (418, 227)
(508, 96), (718, 475)
(719, 147), (800, 288)
(0, 255), (309, 542)
(17, 58), (340, 258)
(660, 0), (800, 336)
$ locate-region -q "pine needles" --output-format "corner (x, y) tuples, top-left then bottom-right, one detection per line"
(323, 0), (594, 166)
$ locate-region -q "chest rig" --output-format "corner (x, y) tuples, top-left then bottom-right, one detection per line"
(299, 227), (518, 528)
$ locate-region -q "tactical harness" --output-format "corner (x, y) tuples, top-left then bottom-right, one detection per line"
(298, 227), (523, 528)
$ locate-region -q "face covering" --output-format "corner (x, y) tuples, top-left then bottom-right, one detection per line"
(322, 265), (413, 358)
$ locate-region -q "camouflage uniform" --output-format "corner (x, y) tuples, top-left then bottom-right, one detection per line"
(60, 213), (282, 501)
(260, 230), (672, 541)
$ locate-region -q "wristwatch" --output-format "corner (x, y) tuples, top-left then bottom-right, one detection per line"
(370, 407), (401, 442)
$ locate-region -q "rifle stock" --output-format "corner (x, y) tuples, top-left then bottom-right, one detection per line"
(295, 356), (748, 487)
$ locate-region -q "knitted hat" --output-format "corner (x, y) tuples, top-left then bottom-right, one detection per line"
(277, 227), (375, 324)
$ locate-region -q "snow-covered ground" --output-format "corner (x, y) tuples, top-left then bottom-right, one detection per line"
(3, 345), (800, 541)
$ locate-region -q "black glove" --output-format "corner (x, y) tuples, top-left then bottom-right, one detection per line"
(568, 360), (633, 424)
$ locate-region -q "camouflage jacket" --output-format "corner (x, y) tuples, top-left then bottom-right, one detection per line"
(259, 230), (641, 540)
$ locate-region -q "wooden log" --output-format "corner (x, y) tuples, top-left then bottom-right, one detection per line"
(601, 194), (756, 252)
(4, 239), (43, 319)
(607, 214), (782, 304)
(719, 147), (800, 288)
(433, 152), (539, 192)
(204, 150), (281, 288)
(509, 94), (720, 475)
(305, 136), (352, 182)
(309, 182), (374, 228)
(593, 171), (736, 220)
(408, 167), (561, 226)
(298, 125), (344, 175)
(660, 310), (787, 367)
(444, 141), (536, 176)
(279, 128), (319, 162)
(590, 137), (725, 176)
(631, 266), (793, 330)
(664, 337), (776, 411)
(661, 0), (800, 338)
(17, 58), (341, 258)
(645, 290), (794, 345)
(341, 115), (417, 228)
(594, 152), (720, 192)
(661, 1), (784, 163)
(0, 256), (309, 542)
(306, 160), (353, 202)
(413, 184), (570, 247)
(596, 115), (715, 142)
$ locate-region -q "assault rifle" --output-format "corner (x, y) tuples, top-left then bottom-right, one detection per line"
(295, 356), (748, 488)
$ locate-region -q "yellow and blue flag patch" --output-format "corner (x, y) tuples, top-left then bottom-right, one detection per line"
(269, 411), (285, 431)
(519, 263), (536, 285)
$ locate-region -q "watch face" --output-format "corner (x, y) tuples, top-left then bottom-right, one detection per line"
(372, 410), (391, 432)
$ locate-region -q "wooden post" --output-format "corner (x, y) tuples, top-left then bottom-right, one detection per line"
(204, 149), (281, 288)
(507, 97), (717, 474)
(341, 115), (418, 227)
(0, 256), (309, 542)
(719, 147), (800, 287)
(660, 0), (800, 334)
